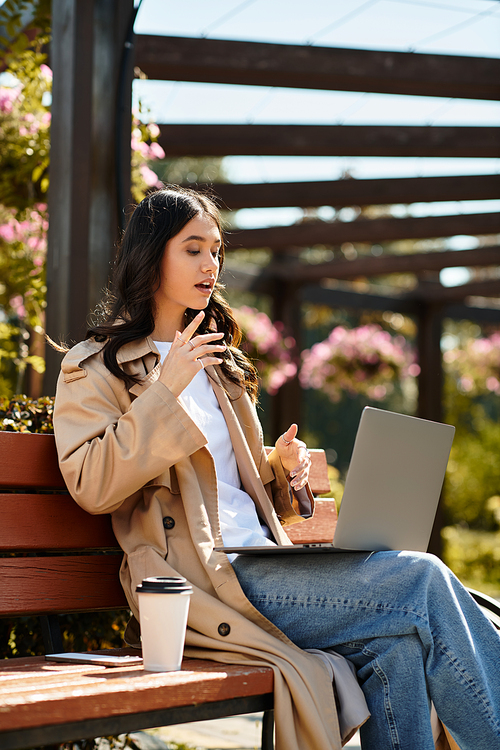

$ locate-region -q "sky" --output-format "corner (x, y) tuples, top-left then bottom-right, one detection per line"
(132, 0), (500, 279)
(2, 0), (499, 282)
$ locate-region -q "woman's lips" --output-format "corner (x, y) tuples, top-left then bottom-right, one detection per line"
(195, 282), (213, 295)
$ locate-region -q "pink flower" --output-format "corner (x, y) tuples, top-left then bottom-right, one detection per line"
(0, 86), (19, 113)
(442, 331), (500, 396)
(9, 295), (26, 318)
(40, 64), (53, 81)
(139, 164), (161, 187)
(233, 306), (297, 394)
(134, 140), (150, 158)
(300, 324), (416, 403)
(0, 223), (16, 242)
(149, 141), (165, 160)
(486, 377), (500, 393)
(459, 376), (474, 393)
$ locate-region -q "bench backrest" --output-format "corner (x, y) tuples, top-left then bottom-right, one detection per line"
(0, 432), (126, 618)
(0, 433), (333, 619)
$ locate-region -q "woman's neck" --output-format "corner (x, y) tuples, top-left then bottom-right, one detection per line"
(152, 310), (185, 343)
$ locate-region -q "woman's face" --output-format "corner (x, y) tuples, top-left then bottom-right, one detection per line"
(154, 212), (221, 325)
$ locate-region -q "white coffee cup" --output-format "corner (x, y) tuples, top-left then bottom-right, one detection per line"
(136, 576), (193, 672)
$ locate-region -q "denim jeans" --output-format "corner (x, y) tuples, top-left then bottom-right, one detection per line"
(232, 550), (500, 750)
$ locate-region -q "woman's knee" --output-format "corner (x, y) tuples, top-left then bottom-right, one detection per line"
(396, 550), (458, 597)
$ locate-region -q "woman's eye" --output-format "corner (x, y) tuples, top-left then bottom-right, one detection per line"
(187, 248), (200, 256)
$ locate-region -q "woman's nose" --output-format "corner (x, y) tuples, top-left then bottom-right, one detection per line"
(202, 252), (219, 273)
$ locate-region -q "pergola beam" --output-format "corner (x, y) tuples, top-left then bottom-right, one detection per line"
(299, 285), (500, 321)
(273, 245), (500, 283)
(135, 35), (500, 101)
(415, 278), (500, 302)
(301, 285), (419, 315)
(224, 262), (500, 304)
(157, 124), (500, 158)
(228, 212), (500, 250)
(200, 175), (500, 210)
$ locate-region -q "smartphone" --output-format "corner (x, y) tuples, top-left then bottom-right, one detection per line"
(45, 652), (143, 667)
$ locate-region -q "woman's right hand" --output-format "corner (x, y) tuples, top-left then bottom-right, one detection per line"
(158, 311), (226, 398)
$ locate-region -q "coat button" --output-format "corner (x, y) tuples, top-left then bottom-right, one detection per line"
(218, 622), (231, 637)
(162, 516), (175, 530)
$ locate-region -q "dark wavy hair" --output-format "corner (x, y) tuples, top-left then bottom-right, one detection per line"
(87, 186), (259, 400)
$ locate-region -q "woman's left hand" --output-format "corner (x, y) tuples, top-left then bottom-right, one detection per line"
(275, 423), (311, 492)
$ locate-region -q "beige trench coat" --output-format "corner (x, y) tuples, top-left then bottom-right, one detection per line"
(54, 336), (343, 750)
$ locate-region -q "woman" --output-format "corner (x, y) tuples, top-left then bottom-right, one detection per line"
(54, 186), (500, 750)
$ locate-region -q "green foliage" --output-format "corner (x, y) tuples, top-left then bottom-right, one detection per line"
(55, 737), (199, 750)
(0, 609), (130, 660)
(442, 325), (500, 533)
(318, 464), (345, 514)
(0, 206), (47, 323)
(0, 202), (47, 394)
(0, 58), (51, 208)
(444, 407), (500, 531)
(438, 322), (500, 588)
(54, 736), (195, 750)
(0, 1), (51, 396)
(0, 0), (51, 210)
(0, 392), (53, 431)
(0, 12), (185, 397)
(442, 525), (500, 598)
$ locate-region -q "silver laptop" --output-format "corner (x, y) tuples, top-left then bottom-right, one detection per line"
(217, 407), (455, 556)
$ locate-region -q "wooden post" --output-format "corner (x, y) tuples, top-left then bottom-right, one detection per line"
(45, 0), (133, 395)
(45, 0), (94, 390)
(416, 284), (445, 558)
(90, 0), (134, 286)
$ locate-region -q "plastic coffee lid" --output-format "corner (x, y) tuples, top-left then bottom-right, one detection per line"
(136, 576), (193, 594)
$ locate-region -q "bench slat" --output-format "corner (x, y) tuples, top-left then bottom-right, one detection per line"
(0, 695), (275, 750)
(0, 654), (274, 733)
(0, 494), (118, 551)
(0, 556), (127, 616)
(0, 433), (64, 489)
(0, 433), (332, 496)
(265, 446), (331, 495)
(285, 498), (338, 543)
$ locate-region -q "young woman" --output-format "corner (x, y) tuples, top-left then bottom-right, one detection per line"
(54, 186), (500, 750)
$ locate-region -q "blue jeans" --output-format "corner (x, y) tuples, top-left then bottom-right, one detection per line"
(232, 550), (500, 750)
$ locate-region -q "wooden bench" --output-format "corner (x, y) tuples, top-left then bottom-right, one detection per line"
(0, 431), (334, 750)
(2, 431), (499, 750)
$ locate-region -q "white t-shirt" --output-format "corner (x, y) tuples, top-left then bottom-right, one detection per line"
(154, 342), (276, 550)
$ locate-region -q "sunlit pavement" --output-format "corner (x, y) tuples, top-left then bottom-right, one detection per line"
(149, 714), (361, 749)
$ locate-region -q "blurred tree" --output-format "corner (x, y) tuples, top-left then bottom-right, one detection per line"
(443, 325), (500, 531)
(0, 0), (51, 396)
(0, 2), (166, 397)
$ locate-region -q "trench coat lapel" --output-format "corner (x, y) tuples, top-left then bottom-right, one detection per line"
(118, 341), (287, 542)
(206, 366), (289, 542)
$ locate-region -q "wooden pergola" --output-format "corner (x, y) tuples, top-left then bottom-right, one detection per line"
(45, 0), (500, 553)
